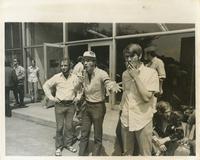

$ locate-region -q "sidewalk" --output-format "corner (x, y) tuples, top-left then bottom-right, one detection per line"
(11, 101), (120, 143)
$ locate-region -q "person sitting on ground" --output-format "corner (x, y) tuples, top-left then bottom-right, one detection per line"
(153, 101), (184, 156)
(181, 109), (195, 155)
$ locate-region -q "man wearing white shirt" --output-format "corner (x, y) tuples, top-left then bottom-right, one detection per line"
(13, 58), (25, 107)
(72, 56), (84, 77)
(120, 43), (159, 155)
(145, 45), (166, 96)
(43, 58), (82, 156)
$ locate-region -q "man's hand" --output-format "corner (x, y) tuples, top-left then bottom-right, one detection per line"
(106, 81), (122, 95)
(159, 144), (167, 152)
(49, 96), (60, 103)
(157, 137), (170, 146)
(127, 63), (139, 78)
(73, 97), (80, 106)
(181, 137), (189, 144)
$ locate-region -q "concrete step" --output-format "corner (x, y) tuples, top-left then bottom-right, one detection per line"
(12, 102), (120, 143)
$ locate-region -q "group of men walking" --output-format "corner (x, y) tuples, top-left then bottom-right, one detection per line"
(42, 43), (166, 156)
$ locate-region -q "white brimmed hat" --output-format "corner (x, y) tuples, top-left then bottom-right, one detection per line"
(83, 51), (96, 58)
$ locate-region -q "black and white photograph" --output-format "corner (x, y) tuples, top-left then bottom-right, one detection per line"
(1, 0), (200, 160)
(4, 22), (196, 156)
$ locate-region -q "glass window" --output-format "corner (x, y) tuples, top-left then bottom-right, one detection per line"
(5, 50), (23, 66)
(68, 45), (88, 64)
(5, 23), (12, 49)
(68, 23), (112, 41)
(5, 23), (22, 49)
(116, 23), (162, 36)
(115, 32), (195, 107)
(12, 23), (22, 48)
(165, 23), (195, 30)
(29, 23), (63, 45)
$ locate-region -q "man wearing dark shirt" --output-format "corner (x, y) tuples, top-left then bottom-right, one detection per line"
(153, 101), (184, 155)
(5, 60), (17, 117)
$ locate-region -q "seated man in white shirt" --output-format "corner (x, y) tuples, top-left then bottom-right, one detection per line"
(43, 58), (82, 156)
(120, 43), (159, 156)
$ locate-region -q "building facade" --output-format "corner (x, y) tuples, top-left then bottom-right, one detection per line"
(5, 23), (195, 108)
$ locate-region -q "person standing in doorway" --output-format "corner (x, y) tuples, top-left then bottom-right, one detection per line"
(43, 58), (82, 156)
(5, 60), (17, 117)
(120, 43), (159, 156)
(72, 56), (84, 77)
(79, 51), (121, 156)
(28, 59), (40, 103)
(12, 58), (25, 107)
(145, 45), (166, 96)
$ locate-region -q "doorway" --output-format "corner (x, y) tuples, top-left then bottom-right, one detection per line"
(88, 41), (115, 106)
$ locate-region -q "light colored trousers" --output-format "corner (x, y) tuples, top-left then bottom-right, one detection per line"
(29, 82), (38, 102)
(121, 121), (153, 156)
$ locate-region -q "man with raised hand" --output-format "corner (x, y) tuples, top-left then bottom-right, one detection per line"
(120, 43), (159, 156)
(79, 51), (121, 156)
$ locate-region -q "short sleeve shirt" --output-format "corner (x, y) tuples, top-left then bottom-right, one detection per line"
(83, 67), (110, 102)
(14, 65), (25, 85)
(28, 66), (39, 83)
(120, 64), (159, 131)
(146, 57), (166, 79)
(43, 72), (81, 101)
(72, 62), (84, 76)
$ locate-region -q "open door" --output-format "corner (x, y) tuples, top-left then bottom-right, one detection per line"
(43, 43), (68, 80)
(88, 41), (115, 108)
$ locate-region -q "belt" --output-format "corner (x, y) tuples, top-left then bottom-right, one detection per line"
(86, 100), (105, 105)
(59, 100), (73, 106)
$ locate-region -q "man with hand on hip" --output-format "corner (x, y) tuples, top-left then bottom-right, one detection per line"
(43, 58), (82, 156)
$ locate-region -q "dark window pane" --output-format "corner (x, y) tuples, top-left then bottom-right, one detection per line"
(5, 23), (12, 49)
(30, 23), (63, 45)
(68, 45), (88, 64)
(68, 23), (112, 41)
(12, 23), (22, 48)
(165, 23), (195, 30)
(117, 23), (162, 36)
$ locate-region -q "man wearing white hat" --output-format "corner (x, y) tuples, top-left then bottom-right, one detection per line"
(79, 51), (121, 156)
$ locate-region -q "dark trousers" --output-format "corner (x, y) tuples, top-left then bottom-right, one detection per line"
(5, 87), (12, 117)
(79, 102), (106, 156)
(115, 110), (123, 153)
(13, 85), (24, 105)
(55, 103), (75, 149)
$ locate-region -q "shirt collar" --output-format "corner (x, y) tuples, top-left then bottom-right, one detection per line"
(138, 63), (144, 72)
(93, 67), (98, 74)
(60, 70), (73, 77)
(151, 57), (157, 63)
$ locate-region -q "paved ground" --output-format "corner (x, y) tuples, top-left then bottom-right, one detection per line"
(5, 117), (121, 156)
(11, 101), (120, 142)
